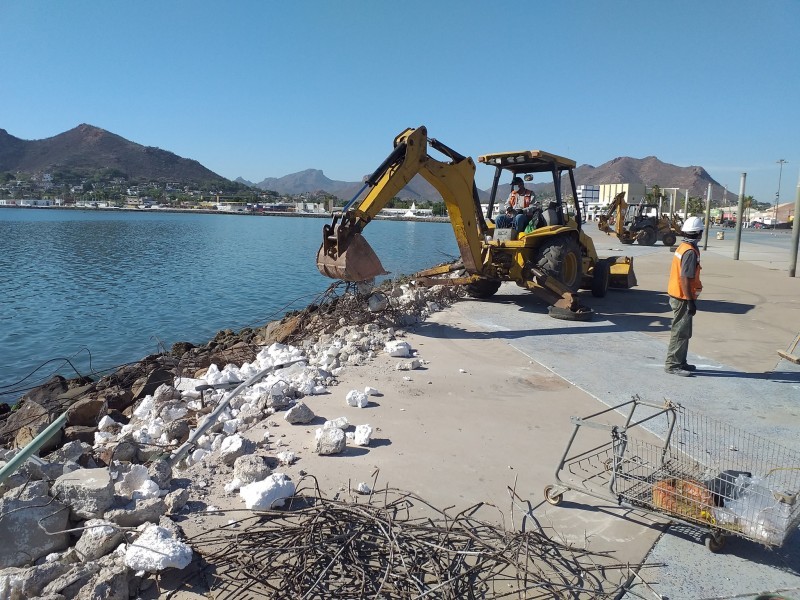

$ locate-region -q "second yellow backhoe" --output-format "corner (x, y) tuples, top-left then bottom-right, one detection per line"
(598, 192), (683, 247)
(316, 126), (636, 320)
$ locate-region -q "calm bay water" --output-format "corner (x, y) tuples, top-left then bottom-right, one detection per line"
(0, 208), (459, 401)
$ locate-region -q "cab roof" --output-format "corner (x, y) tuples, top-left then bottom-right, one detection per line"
(477, 150), (576, 173)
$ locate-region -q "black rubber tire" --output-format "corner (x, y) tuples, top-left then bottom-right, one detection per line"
(638, 226), (657, 246)
(548, 305), (593, 321)
(620, 237), (634, 245)
(465, 278), (501, 299)
(535, 235), (582, 293)
(543, 485), (563, 506)
(662, 233), (677, 247)
(591, 260), (610, 298)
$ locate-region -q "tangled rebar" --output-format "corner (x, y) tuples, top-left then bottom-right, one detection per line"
(187, 480), (642, 599)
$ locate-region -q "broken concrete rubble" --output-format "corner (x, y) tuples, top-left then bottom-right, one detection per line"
(219, 434), (256, 466)
(345, 389), (369, 408)
(123, 524), (192, 572)
(284, 401), (315, 424)
(74, 519), (124, 562)
(0, 279), (463, 596)
(314, 427), (346, 455)
(0, 496), (71, 568)
(51, 467), (114, 521)
(104, 497), (167, 528)
(239, 473), (295, 510)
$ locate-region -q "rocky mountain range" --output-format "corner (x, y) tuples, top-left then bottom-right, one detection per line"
(1, 124), (726, 201)
(0, 125), (227, 184)
(241, 158), (726, 204)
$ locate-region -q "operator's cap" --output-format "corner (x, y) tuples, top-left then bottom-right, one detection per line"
(512, 177), (523, 186)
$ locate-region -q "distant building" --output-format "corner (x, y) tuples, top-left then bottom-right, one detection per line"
(598, 183), (647, 206)
(19, 198), (54, 207)
(216, 201), (247, 212)
(577, 185), (600, 220)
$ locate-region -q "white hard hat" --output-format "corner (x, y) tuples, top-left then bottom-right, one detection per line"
(682, 216), (704, 234)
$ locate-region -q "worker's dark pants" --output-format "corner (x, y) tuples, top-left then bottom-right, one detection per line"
(665, 296), (693, 370)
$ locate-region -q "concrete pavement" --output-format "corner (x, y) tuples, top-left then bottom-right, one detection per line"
(435, 226), (800, 599)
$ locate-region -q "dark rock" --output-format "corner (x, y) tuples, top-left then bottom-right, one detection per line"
(63, 426), (97, 445)
(170, 341), (195, 357)
(66, 397), (107, 427)
(214, 341), (256, 365)
(94, 440), (138, 466)
(105, 409), (129, 425)
(100, 386), (134, 413)
(256, 315), (302, 345)
(130, 368), (174, 402)
(20, 376), (69, 407)
(0, 401), (63, 452)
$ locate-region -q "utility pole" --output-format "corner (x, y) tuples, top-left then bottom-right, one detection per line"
(734, 173), (746, 261)
(790, 169), (800, 277)
(703, 184), (713, 250)
(776, 159), (788, 225)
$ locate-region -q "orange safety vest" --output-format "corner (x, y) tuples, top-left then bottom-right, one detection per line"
(509, 190), (533, 209)
(668, 241), (702, 299)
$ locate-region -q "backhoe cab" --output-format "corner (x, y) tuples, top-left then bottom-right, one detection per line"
(316, 126), (636, 320)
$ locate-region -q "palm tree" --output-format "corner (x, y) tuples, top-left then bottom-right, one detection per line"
(743, 195), (754, 223)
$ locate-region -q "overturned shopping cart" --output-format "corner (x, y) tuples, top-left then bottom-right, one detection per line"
(544, 396), (800, 552)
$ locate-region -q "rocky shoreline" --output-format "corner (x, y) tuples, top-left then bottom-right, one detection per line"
(0, 278), (464, 599)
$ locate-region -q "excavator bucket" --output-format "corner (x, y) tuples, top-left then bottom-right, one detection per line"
(607, 256), (637, 288)
(316, 232), (388, 282)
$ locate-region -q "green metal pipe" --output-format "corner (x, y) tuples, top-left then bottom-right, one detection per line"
(0, 412), (67, 485)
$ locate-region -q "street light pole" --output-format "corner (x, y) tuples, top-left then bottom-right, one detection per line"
(776, 159), (788, 225)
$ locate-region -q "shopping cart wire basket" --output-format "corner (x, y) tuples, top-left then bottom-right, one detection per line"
(544, 396), (800, 552)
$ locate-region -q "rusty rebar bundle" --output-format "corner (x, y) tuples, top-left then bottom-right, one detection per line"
(187, 482), (639, 599)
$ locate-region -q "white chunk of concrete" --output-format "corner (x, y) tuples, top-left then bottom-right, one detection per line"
(239, 473), (295, 510)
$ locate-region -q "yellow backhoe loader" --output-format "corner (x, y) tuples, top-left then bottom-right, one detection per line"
(598, 192), (683, 247)
(316, 126), (636, 320)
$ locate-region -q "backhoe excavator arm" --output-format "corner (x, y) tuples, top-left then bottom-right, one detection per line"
(317, 126), (487, 281)
(597, 191), (628, 237)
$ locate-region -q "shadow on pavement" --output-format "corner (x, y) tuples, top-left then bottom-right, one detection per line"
(666, 523), (800, 573)
(455, 289), (756, 337)
(693, 369), (800, 384)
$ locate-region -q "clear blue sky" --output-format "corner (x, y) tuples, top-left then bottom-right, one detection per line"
(1, 0), (798, 204)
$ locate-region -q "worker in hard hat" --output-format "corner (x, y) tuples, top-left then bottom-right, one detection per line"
(665, 216), (704, 376)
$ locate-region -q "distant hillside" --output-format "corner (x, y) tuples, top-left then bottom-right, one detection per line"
(252, 156), (724, 203)
(574, 156), (725, 202)
(250, 169), (464, 203)
(1, 124), (726, 202)
(0, 125), (228, 183)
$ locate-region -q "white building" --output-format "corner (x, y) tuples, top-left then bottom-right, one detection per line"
(19, 199), (55, 207)
(577, 185), (600, 220)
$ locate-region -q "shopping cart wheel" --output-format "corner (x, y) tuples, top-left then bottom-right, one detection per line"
(543, 485), (563, 506)
(704, 532), (726, 553)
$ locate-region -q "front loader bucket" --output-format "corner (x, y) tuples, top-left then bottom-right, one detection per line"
(607, 256), (637, 289)
(316, 232), (388, 282)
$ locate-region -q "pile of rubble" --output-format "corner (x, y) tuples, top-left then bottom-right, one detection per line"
(0, 280), (464, 599)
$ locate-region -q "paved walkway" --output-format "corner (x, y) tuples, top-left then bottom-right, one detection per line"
(447, 227), (800, 599)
